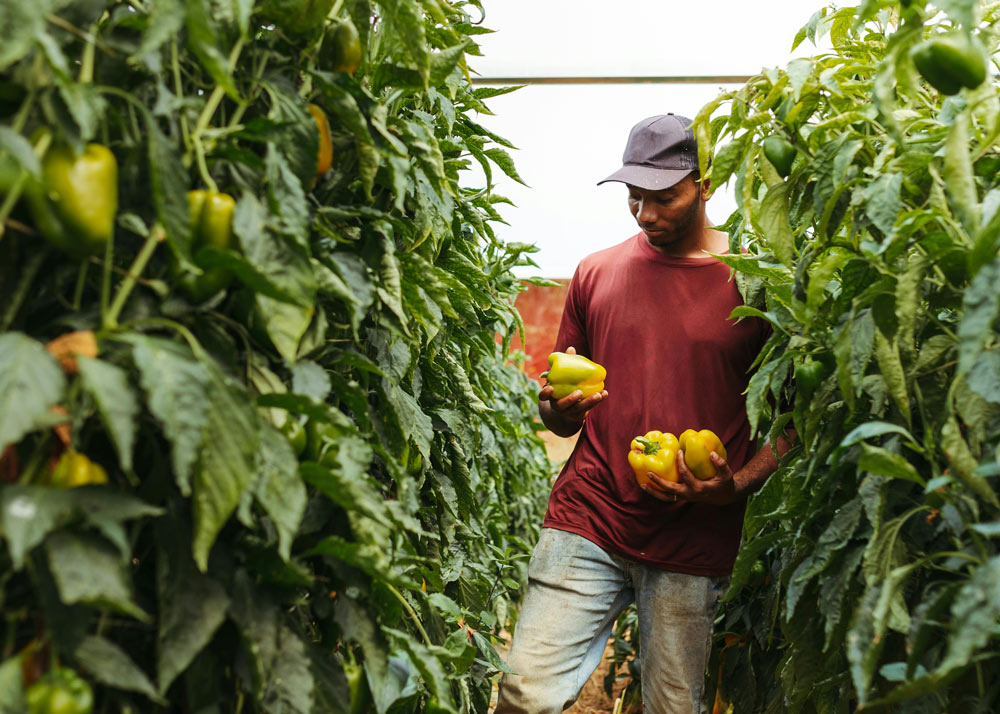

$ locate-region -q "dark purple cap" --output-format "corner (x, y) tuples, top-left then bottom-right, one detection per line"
(598, 114), (698, 190)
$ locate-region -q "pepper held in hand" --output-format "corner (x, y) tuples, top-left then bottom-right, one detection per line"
(628, 431), (679, 488)
(679, 429), (727, 480)
(542, 352), (606, 399)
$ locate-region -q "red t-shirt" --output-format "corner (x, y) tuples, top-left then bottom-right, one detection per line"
(542, 233), (769, 576)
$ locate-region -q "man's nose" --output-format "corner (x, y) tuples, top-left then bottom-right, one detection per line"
(635, 199), (656, 222)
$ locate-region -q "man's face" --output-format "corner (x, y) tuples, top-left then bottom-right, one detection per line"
(626, 175), (705, 247)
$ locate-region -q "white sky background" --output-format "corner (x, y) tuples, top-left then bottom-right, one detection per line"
(466, 0), (837, 278)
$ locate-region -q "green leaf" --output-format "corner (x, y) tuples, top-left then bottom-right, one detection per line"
(254, 425), (307, 561)
(313, 75), (379, 197)
(941, 415), (998, 508)
(145, 107), (192, 263)
(265, 143), (311, 248)
(841, 421), (916, 448)
(0, 655), (25, 712)
(46, 531), (149, 621)
(306, 535), (418, 588)
(230, 192), (317, 308)
(939, 556), (1000, 673)
(935, 0), (977, 28)
(484, 147), (527, 186)
(957, 255), (1000, 376)
(134, 0), (185, 61)
(77, 356), (139, 471)
(192, 372), (259, 570)
(155, 519), (231, 694)
(756, 182), (795, 267)
(185, 0), (238, 99)
(0, 486), (74, 569)
(1, 6), (43, 66)
(858, 443), (924, 485)
(943, 110), (980, 237)
(382, 380), (434, 460)
(873, 330), (910, 424)
(709, 135), (747, 187)
(863, 172), (903, 237)
(0, 332), (65, 452)
(128, 336), (211, 496)
(262, 81), (316, 189)
(75, 635), (164, 703)
(229, 571), (315, 713)
(835, 309), (876, 408)
(0, 127), (40, 178)
(380, 0), (430, 85)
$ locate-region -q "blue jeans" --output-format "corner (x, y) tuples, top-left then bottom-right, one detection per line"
(494, 528), (728, 714)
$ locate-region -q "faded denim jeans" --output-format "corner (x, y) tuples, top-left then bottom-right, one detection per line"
(494, 528), (728, 714)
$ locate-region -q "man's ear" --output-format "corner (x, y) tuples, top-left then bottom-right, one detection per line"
(700, 177), (712, 200)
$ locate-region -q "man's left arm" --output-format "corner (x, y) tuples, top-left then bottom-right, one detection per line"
(643, 429), (796, 506)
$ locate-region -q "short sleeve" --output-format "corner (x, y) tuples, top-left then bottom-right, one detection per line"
(553, 265), (590, 357)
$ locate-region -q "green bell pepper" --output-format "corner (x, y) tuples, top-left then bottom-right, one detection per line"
(174, 190), (236, 302)
(27, 143), (118, 259)
(911, 31), (986, 95)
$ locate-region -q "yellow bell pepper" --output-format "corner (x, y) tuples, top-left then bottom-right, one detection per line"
(628, 430), (679, 488)
(49, 451), (109, 488)
(679, 429), (727, 480)
(542, 352), (606, 399)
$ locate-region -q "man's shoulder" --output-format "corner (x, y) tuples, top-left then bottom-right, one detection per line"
(576, 234), (638, 273)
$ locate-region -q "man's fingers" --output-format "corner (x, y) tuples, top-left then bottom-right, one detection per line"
(676, 450), (700, 487)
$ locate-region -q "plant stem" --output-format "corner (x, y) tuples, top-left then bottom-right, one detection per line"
(79, 23), (97, 84)
(386, 582), (432, 646)
(115, 316), (207, 360)
(72, 261), (89, 311)
(0, 247), (48, 330)
(104, 225), (165, 328)
(0, 131), (52, 240)
(171, 40), (193, 159)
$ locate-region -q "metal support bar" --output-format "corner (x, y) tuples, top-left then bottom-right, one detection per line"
(470, 75), (753, 85)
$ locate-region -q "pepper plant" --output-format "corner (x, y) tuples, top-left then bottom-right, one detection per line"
(0, 1), (553, 712)
(693, 0), (1000, 711)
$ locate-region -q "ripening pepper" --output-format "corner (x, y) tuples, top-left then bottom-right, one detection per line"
(320, 18), (363, 74)
(762, 135), (796, 177)
(27, 143), (118, 258)
(541, 352), (606, 399)
(49, 451), (108, 488)
(257, 0), (335, 36)
(911, 31), (986, 95)
(679, 429), (727, 480)
(26, 667), (93, 714)
(628, 431), (680, 488)
(174, 190), (236, 302)
(308, 104), (333, 177)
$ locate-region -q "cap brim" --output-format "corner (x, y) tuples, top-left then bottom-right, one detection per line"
(597, 165), (694, 190)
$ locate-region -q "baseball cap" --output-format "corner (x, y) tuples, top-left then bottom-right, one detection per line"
(597, 113), (698, 190)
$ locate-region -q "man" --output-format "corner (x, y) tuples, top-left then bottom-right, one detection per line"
(494, 114), (791, 713)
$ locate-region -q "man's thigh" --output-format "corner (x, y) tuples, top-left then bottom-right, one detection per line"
(633, 567), (728, 714)
(494, 528), (634, 714)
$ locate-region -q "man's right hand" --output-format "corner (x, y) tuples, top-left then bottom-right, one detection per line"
(538, 346), (608, 437)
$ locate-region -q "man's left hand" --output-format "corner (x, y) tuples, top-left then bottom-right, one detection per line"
(642, 450), (737, 506)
